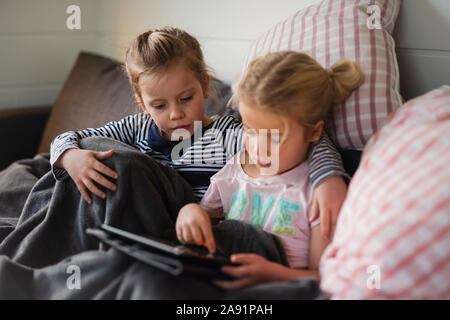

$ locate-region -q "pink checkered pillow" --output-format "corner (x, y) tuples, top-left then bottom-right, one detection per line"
(320, 86), (450, 299)
(233, 0), (403, 149)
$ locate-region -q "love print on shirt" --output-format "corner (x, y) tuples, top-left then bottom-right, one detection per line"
(225, 189), (301, 236)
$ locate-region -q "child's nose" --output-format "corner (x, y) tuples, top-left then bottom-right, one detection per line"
(170, 106), (185, 120)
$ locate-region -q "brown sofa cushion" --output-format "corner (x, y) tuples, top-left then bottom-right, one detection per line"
(38, 52), (137, 153)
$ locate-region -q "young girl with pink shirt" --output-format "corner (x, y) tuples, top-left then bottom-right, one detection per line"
(176, 51), (364, 289)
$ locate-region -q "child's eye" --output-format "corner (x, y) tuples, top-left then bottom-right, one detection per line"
(152, 104), (165, 110)
(180, 96), (193, 103)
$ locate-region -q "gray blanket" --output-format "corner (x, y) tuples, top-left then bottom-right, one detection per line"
(0, 137), (319, 300)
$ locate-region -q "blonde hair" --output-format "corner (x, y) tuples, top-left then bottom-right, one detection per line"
(237, 51), (364, 135)
(125, 27), (212, 105)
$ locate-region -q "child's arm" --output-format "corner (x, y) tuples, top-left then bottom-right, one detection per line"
(214, 225), (332, 290)
(308, 132), (349, 239)
(55, 148), (118, 204)
(50, 113), (150, 180)
(308, 132), (349, 188)
(50, 113), (150, 204)
(308, 224), (333, 272)
(214, 254), (318, 290)
(175, 178), (224, 252)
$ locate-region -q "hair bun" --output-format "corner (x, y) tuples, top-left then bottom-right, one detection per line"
(329, 59), (365, 104)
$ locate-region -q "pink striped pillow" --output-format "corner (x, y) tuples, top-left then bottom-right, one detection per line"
(320, 86), (450, 299)
(235, 0), (403, 149)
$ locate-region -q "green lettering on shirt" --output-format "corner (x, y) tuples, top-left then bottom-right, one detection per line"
(272, 198), (300, 236)
(226, 189), (248, 220)
(251, 192), (275, 227)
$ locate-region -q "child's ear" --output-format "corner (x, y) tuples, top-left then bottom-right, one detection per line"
(309, 120), (324, 143)
(203, 74), (210, 99)
(135, 94), (149, 115)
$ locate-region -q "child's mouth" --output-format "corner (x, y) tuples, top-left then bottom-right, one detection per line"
(172, 125), (191, 131)
(257, 159), (271, 167)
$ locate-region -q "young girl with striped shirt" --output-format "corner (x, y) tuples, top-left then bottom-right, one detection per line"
(50, 27), (349, 239)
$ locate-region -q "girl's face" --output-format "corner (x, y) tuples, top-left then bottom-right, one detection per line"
(138, 62), (210, 140)
(239, 101), (322, 176)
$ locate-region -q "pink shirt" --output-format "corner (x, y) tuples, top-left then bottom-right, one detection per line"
(201, 150), (320, 268)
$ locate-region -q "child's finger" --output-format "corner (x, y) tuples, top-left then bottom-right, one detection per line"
(221, 262), (252, 278)
(201, 226), (216, 253)
(309, 200), (319, 222)
(94, 149), (115, 160)
(89, 170), (116, 191)
(230, 253), (260, 265)
(321, 208), (331, 239)
(74, 179), (92, 204)
(176, 227), (185, 243)
(189, 225), (204, 246)
(181, 227), (194, 244)
(94, 161), (118, 180)
(82, 177), (106, 199)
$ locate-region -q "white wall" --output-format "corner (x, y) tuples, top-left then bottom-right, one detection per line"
(0, 0), (320, 110)
(95, 0), (321, 84)
(4, 0), (447, 110)
(0, 0), (100, 109)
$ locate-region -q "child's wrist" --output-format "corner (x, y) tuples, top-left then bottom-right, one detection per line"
(267, 262), (295, 282)
(270, 263), (319, 282)
(57, 148), (77, 169)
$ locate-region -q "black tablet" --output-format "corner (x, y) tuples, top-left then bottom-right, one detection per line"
(97, 224), (238, 270)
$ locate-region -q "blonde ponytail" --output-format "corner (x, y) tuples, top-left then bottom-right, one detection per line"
(329, 59), (365, 104)
(237, 51), (365, 134)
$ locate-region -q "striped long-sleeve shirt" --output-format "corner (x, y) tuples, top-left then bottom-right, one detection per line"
(50, 113), (349, 202)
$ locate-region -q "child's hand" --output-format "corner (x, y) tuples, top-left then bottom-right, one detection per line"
(310, 175), (347, 239)
(214, 254), (286, 290)
(176, 203), (216, 253)
(58, 148), (118, 204)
